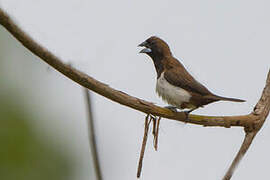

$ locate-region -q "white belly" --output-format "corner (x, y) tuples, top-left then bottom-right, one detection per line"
(156, 72), (191, 108)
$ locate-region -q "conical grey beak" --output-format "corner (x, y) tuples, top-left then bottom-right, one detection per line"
(138, 41), (151, 53)
(139, 48), (152, 53)
(138, 41), (148, 47)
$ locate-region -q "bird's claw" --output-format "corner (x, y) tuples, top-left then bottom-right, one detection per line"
(183, 108), (197, 120)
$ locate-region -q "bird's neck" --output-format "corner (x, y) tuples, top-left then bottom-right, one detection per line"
(151, 56), (165, 79)
(148, 51), (172, 78)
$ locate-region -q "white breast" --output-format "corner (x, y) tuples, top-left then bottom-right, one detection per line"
(156, 72), (191, 108)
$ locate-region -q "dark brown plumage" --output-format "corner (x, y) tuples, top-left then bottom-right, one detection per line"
(139, 36), (245, 112)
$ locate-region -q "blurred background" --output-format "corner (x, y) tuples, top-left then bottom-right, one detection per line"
(0, 0), (269, 179)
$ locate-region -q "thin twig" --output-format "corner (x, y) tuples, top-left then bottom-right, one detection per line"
(154, 117), (161, 151)
(150, 115), (156, 150)
(84, 89), (103, 180)
(152, 117), (157, 149)
(137, 114), (151, 178)
(152, 118), (156, 137)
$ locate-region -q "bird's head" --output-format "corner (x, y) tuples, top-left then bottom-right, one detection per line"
(138, 36), (171, 59)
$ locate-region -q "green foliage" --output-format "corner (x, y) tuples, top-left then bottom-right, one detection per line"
(0, 96), (73, 180)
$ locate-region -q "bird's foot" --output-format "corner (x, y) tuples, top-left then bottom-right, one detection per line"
(183, 110), (191, 118)
(184, 109), (193, 114)
(183, 108), (197, 120)
(164, 106), (178, 112)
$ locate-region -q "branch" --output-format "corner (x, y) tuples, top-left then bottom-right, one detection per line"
(223, 70), (270, 179)
(1, 8), (270, 180)
(84, 89), (103, 180)
(0, 8), (257, 128)
(223, 132), (256, 180)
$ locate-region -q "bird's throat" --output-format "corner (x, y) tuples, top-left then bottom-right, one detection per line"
(152, 57), (164, 79)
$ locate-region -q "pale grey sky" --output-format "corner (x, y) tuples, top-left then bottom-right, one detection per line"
(0, 0), (269, 179)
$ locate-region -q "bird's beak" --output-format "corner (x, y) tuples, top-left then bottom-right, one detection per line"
(138, 41), (152, 53)
(138, 41), (148, 47)
(139, 48), (152, 53)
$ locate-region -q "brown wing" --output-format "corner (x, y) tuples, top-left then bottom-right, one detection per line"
(163, 58), (211, 96)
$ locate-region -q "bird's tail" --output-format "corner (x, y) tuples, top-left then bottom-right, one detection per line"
(205, 94), (245, 102)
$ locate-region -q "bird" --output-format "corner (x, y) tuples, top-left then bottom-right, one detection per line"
(138, 36), (245, 114)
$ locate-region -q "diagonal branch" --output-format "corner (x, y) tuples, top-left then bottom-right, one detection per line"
(223, 132), (257, 180)
(0, 8), (256, 128)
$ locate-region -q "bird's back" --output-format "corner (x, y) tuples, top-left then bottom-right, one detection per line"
(163, 57), (212, 96)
